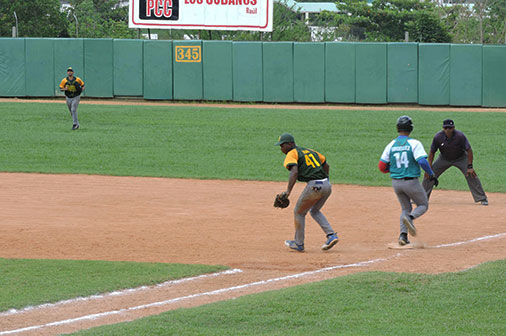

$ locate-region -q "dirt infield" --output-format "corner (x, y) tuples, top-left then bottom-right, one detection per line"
(1, 173), (505, 335)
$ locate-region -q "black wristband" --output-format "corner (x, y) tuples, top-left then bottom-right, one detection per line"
(467, 164), (473, 169)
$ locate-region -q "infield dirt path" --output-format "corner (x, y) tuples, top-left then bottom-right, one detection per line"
(1, 173), (505, 335)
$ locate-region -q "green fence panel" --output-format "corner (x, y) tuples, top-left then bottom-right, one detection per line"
(355, 43), (387, 104)
(113, 39), (143, 96)
(173, 41), (203, 100)
(25, 38), (54, 96)
(482, 45), (506, 107)
(325, 42), (355, 103)
(233, 42), (263, 102)
(54, 38), (84, 97)
(293, 43), (324, 102)
(262, 42), (293, 103)
(450, 44), (482, 106)
(0, 38), (25, 96)
(203, 41), (232, 101)
(84, 39), (113, 98)
(387, 43), (418, 103)
(418, 43), (450, 105)
(143, 40), (173, 100)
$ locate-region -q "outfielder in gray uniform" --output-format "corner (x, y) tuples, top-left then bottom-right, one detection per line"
(276, 133), (339, 252)
(379, 116), (438, 246)
(59, 67), (85, 131)
(422, 119), (488, 205)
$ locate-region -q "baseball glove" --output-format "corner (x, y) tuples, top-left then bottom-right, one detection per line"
(273, 193), (290, 208)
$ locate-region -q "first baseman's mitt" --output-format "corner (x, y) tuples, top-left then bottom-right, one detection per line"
(273, 193), (290, 208)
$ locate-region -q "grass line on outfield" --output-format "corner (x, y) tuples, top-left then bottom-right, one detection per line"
(0, 102), (505, 192)
(72, 259), (506, 336)
(0, 258), (227, 311)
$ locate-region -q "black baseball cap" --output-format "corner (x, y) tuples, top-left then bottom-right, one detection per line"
(275, 133), (295, 145)
(443, 119), (455, 128)
(67, 67), (74, 72)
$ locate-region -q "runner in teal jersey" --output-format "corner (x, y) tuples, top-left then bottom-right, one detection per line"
(378, 116), (439, 246)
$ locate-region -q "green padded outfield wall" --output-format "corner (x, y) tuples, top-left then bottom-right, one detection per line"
(325, 42), (355, 103)
(355, 43), (387, 104)
(482, 45), (506, 107)
(418, 43), (450, 105)
(233, 42), (263, 102)
(84, 39), (113, 98)
(0, 38), (25, 96)
(25, 38), (54, 97)
(387, 43), (418, 103)
(143, 40), (173, 100)
(173, 41), (203, 100)
(294, 43), (324, 103)
(450, 44), (482, 106)
(263, 42), (294, 103)
(1, 38), (506, 107)
(54, 39), (84, 97)
(203, 41), (233, 101)
(114, 40), (143, 96)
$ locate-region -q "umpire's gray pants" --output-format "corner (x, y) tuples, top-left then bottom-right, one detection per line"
(293, 178), (335, 245)
(422, 154), (487, 202)
(66, 95), (80, 126)
(392, 178), (428, 234)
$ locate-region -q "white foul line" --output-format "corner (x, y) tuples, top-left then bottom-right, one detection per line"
(1, 232), (504, 335)
(0, 269), (242, 318)
(433, 232), (506, 248)
(0, 257), (387, 336)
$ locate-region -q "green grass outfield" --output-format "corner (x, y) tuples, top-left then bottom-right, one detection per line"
(0, 102), (505, 191)
(72, 259), (506, 336)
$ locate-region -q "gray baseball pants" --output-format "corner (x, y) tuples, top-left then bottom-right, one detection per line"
(392, 178), (428, 234)
(422, 154), (487, 202)
(293, 178), (335, 245)
(66, 95), (80, 126)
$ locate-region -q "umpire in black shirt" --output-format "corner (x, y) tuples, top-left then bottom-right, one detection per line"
(422, 119), (488, 205)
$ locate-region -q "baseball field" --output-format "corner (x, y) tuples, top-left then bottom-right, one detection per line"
(0, 99), (505, 335)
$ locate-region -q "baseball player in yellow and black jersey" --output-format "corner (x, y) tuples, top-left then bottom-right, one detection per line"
(276, 133), (339, 252)
(59, 67), (85, 130)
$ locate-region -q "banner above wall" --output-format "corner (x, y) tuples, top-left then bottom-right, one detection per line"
(128, 0), (273, 32)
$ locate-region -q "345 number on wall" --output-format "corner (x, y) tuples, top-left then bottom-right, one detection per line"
(175, 46), (201, 62)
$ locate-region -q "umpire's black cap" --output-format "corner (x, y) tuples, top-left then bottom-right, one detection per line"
(443, 119), (455, 128)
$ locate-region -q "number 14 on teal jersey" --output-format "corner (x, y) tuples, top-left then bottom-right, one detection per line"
(393, 151), (409, 168)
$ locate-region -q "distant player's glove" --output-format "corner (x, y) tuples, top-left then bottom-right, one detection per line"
(430, 175), (439, 187)
(273, 192), (290, 208)
(73, 81), (82, 95)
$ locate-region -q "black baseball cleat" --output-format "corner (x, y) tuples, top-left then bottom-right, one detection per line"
(398, 232), (410, 246)
(402, 214), (416, 236)
(72, 124), (79, 130)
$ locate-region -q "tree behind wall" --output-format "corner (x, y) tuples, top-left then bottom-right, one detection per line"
(327, 0), (451, 42)
(66, 0), (136, 38)
(0, 0), (68, 37)
(442, 0), (506, 44)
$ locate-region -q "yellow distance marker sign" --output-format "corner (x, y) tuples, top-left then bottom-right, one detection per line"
(175, 46), (201, 63)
